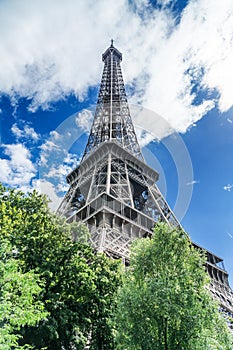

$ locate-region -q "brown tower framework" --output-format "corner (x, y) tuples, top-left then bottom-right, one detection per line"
(58, 42), (233, 320)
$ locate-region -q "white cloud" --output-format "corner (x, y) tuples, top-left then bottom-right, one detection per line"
(226, 231), (233, 239)
(186, 180), (200, 186)
(0, 0), (233, 139)
(46, 163), (74, 180)
(44, 153), (78, 192)
(135, 0), (233, 136)
(63, 152), (79, 166)
(39, 131), (62, 165)
(75, 109), (94, 133)
(0, 144), (36, 187)
(11, 123), (39, 141)
(40, 140), (60, 152)
(33, 179), (62, 211)
(223, 183), (233, 192)
(11, 124), (22, 138)
(136, 128), (155, 148)
(24, 125), (39, 141)
(49, 130), (61, 140)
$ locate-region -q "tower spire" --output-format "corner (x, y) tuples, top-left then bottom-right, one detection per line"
(82, 42), (143, 160)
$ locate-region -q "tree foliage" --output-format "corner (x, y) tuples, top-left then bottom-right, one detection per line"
(115, 223), (233, 350)
(0, 184), (122, 349)
(0, 240), (47, 350)
(2, 184), (231, 350)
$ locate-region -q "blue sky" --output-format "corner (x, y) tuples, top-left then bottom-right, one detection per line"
(0, 0), (233, 285)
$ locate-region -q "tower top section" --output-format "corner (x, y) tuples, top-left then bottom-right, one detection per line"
(82, 42), (143, 160)
(102, 39), (122, 62)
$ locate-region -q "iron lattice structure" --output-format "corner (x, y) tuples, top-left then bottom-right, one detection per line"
(82, 41), (142, 161)
(58, 42), (233, 319)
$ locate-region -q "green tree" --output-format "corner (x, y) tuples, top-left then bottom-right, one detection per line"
(0, 184), (121, 349)
(115, 223), (233, 350)
(0, 240), (47, 350)
(88, 253), (123, 350)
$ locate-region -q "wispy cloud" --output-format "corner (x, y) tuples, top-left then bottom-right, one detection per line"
(223, 184), (233, 192)
(11, 123), (40, 142)
(38, 123), (80, 206)
(0, 0), (233, 140)
(40, 140), (60, 152)
(186, 180), (200, 186)
(44, 151), (78, 192)
(226, 231), (233, 239)
(39, 131), (62, 165)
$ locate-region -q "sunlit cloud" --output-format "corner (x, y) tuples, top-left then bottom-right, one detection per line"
(0, 143), (36, 187)
(0, 0), (232, 142)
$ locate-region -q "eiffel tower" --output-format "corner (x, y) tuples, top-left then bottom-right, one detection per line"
(58, 41), (233, 319)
